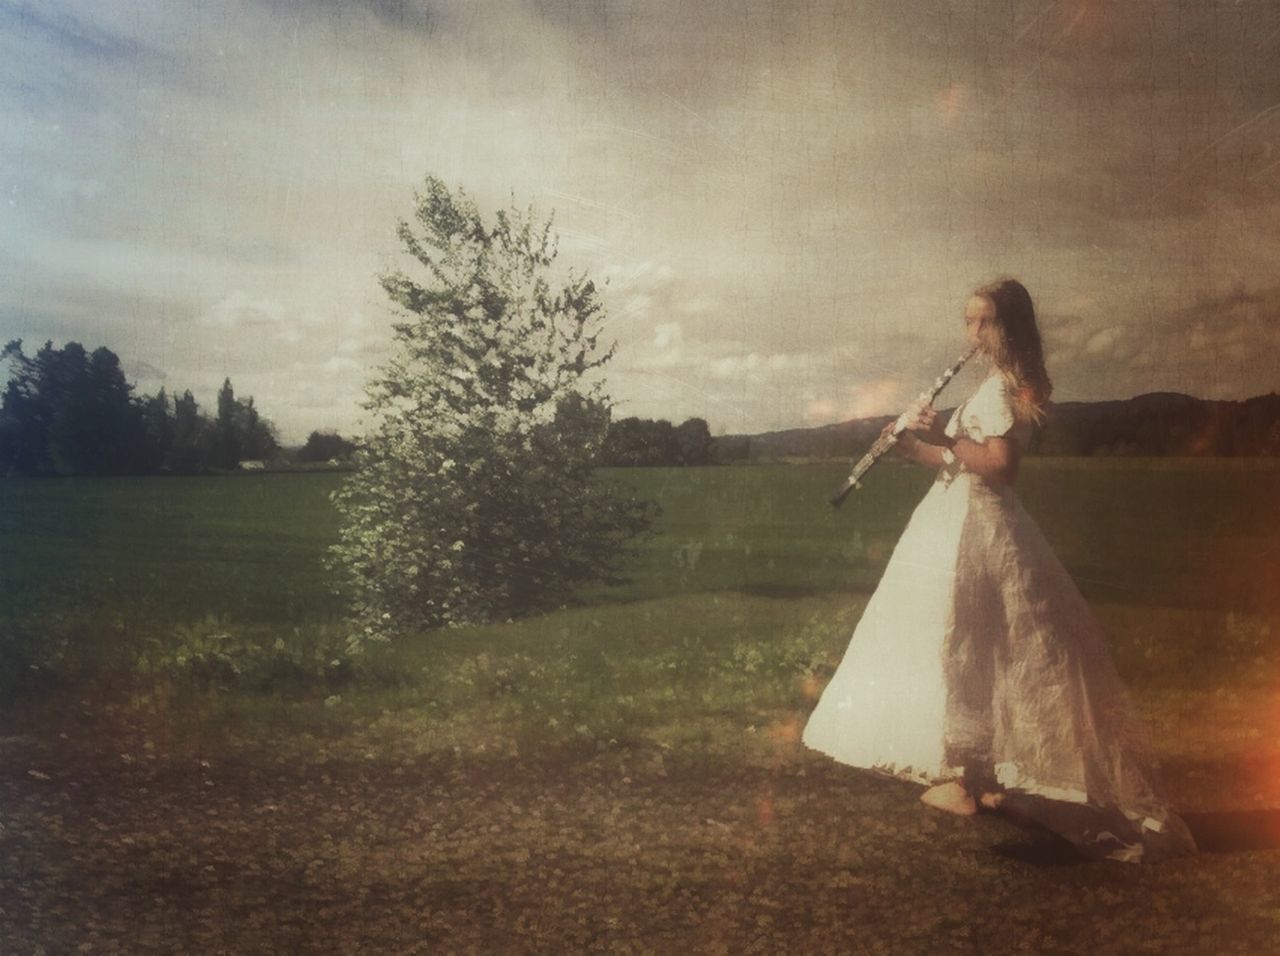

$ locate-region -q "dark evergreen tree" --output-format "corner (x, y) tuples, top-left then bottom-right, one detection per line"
(168, 389), (209, 472)
(0, 343), (282, 475)
(142, 387), (174, 471)
(84, 347), (149, 473)
(214, 378), (241, 468)
(0, 339), (48, 474)
(0, 340), (148, 475)
(236, 395), (278, 460)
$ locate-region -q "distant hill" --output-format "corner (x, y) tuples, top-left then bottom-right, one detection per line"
(710, 391), (1280, 462)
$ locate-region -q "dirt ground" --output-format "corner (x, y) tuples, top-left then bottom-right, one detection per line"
(2, 704), (1278, 956)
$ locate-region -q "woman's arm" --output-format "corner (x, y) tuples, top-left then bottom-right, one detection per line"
(884, 401), (1020, 484)
(899, 430), (1020, 485)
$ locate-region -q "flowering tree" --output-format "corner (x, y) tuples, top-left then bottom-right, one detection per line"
(331, 178), (652, 643)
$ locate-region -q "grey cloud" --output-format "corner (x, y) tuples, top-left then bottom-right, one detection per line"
(3, 0), (1279, 440)
(0, 304), (96, 350)
(0, 1), (153, 62)
(259, 0), (443, 37)
(124, 358), (168, 382)
(1051, 284), (1280, 402)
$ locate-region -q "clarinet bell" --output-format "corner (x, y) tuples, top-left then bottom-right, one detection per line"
(828, 478), (861, 508)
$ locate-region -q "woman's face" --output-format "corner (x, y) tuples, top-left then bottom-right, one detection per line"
(964, 295), (995, 350)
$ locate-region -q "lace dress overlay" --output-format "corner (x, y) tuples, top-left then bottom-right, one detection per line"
(802, 374), (1196, 862)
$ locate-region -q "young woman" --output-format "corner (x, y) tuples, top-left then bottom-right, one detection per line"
(802, 279), (1196, 862)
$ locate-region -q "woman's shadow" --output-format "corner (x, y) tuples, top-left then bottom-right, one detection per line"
(988, 799), (1280, 865)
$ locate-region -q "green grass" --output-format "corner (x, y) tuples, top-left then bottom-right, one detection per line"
(4, 458), (1276, 624)
(2, 460), (1277, 698)
(2, 462), (1279, 951)
(5, 459), (1274, 771)
(599, 459), (1280, 612)
(0, 474), (342, 627)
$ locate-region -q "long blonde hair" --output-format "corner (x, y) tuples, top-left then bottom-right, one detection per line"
(974, 278), (1053, 426)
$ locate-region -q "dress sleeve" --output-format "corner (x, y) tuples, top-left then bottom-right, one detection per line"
(961, 376), (1017, 442)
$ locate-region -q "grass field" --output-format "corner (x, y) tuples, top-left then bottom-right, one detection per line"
(1, 461), (1278, 952)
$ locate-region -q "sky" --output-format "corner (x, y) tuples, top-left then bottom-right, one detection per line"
(2, 0), (1279, 443)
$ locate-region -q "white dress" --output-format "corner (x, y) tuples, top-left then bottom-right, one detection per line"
(803, 373), (1196, 862)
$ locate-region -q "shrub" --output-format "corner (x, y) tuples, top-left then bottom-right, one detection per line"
(330, 177), (652, 643)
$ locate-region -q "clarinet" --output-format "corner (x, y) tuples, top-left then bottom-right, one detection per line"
(828, 347), (979, 508)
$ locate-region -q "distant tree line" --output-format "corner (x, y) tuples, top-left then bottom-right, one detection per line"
(1, 339), (749, 479)
(297, 430), (357, 463)
(1034, 393), (1280, 457)
(598, 416), (715, 466)
(0, 340), (278, 476)
(719, 392), (1280, 462)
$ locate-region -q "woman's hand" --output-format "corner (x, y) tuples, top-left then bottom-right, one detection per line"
(901, 399), (937, 436)
(884, 421), (920, 461)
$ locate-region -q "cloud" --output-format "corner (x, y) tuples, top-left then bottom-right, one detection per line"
(122, 357), (168, 388)
(614, 317), (937, 433)
(1041, 314), (1087, 349)
(0, 2), (155, 62)
(3, 0), (1280, 441)
(1084, 328), (1121, 356)
(826, 376), (910, 425)
(312, 355), (360, 374)
(262, 0), (442, 37)
(202, 293), (288, 332)
(1099, 288), (1280, 400)
(652, 322), (682, 350)
(675, 296), (719, 316)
